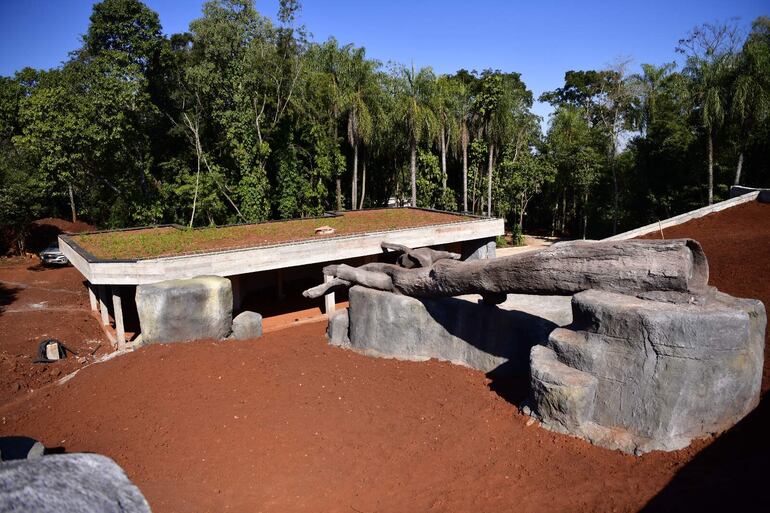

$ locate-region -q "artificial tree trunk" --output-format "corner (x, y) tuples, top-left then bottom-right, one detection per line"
(305, 239), (709, 304)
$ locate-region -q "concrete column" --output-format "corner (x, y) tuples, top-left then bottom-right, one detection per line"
(98, 285), (110, 326)
(112, 286), (126, 351)
(87, 282), (98, 312)
(324, 274), (335, 315)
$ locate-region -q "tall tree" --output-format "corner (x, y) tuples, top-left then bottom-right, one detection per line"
(396, 65), (437, 207)
(678, 21), (742, 204)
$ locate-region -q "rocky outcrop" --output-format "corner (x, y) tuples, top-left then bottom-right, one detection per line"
(529, 289), (766, 454)
(0, 453), (151, 513)
(136, 276), (232, 344)
(342, 286), (572, 376)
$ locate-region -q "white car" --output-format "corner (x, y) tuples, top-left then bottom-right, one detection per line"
(39, 243), (69, 266)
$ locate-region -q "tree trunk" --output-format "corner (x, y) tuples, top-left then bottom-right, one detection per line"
(707, 131), (714, 205)
(68, 183), (77, 223)
(410, 141), (417, 207)
(462, 129), (468, 212)
(352, 142), (358, 210)
(734, 152), (743, 186)
(305, 239), (710, 301)
(487, 142), (494, 217)
(440, 129), (448, 190)
(582, 190), (589, 240)
(611, 161), (618, 235)
(359, 158), (366, 210)
(336, 178), (342, 211)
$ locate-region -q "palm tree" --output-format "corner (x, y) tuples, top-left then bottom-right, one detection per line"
(433, 76), (463, 195)
(678, 22), (741, 204)
(731, 18), (770, 185)
(341, 47), (377, 209)
(396, 65), (437, 207)
(629, 62), (676, 136)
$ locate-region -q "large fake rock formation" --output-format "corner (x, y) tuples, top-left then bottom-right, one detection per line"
(529, 289), (766, 454)
(0, 454), (151, 513)
(136, 275), (233, 344)
(332, 286), (572, 376)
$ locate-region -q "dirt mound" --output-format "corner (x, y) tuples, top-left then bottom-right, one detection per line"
(25, 218), (96, 254)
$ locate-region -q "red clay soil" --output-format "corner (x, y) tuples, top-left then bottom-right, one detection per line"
(0, 257), (110, 405)
(73, 208), (473, 260)
(0, 201), (768, 512)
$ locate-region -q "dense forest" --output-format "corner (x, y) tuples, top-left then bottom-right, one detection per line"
(1, 0), (769, 253)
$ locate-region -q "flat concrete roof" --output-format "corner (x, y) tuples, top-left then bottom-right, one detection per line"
(60, 209), (503, 285)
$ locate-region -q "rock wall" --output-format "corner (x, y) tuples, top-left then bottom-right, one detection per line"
(339, 286), (572, 376)
(529, 289), (766, 454)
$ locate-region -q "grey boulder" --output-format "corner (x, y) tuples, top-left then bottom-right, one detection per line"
(229, 311), (263, 340)
(136, 275), (232, 344)
(0, 453), (151, 513)
(345, 286), (572, 376)
(529, 289), (766, 454)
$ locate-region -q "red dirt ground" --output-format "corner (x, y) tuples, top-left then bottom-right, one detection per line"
(1, 201), (769, 512)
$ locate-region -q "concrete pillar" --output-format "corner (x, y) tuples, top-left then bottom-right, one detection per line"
(324, 274), (335, 315)
(98, 285), (110, 326)
(112, 286), (126, 351)
(87, 282), (98, 312)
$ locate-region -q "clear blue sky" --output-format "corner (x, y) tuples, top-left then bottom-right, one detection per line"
(1, 0), (767, 121)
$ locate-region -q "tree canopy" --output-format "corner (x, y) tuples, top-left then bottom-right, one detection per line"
(1, 2), (768, 252)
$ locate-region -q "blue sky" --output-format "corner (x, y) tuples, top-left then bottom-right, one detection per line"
(1, 0), (767, 121)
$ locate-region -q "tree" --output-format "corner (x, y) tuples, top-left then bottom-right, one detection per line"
(343, 47), (376, 210)
(678, 21), (742, 204)
(731, 17), (770, 185)
(395, 65), (437, 207)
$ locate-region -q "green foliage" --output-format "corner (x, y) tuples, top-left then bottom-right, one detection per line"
(1, 1), (769, 255)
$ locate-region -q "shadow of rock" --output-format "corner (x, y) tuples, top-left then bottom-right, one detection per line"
(0, 436), (45, 461)
(640, 394), (769, 512)
(345, 287), (572, 387)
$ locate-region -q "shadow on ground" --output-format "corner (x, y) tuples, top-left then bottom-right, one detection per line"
(639, 394), (769, 511)
(0, 283), (20, 317)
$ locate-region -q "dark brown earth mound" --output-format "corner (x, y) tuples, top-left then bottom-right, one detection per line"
(0, 200), (768, 512)
(25, 218), (96, 254)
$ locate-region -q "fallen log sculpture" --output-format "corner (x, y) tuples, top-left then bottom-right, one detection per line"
(304, 238), (709, 304)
